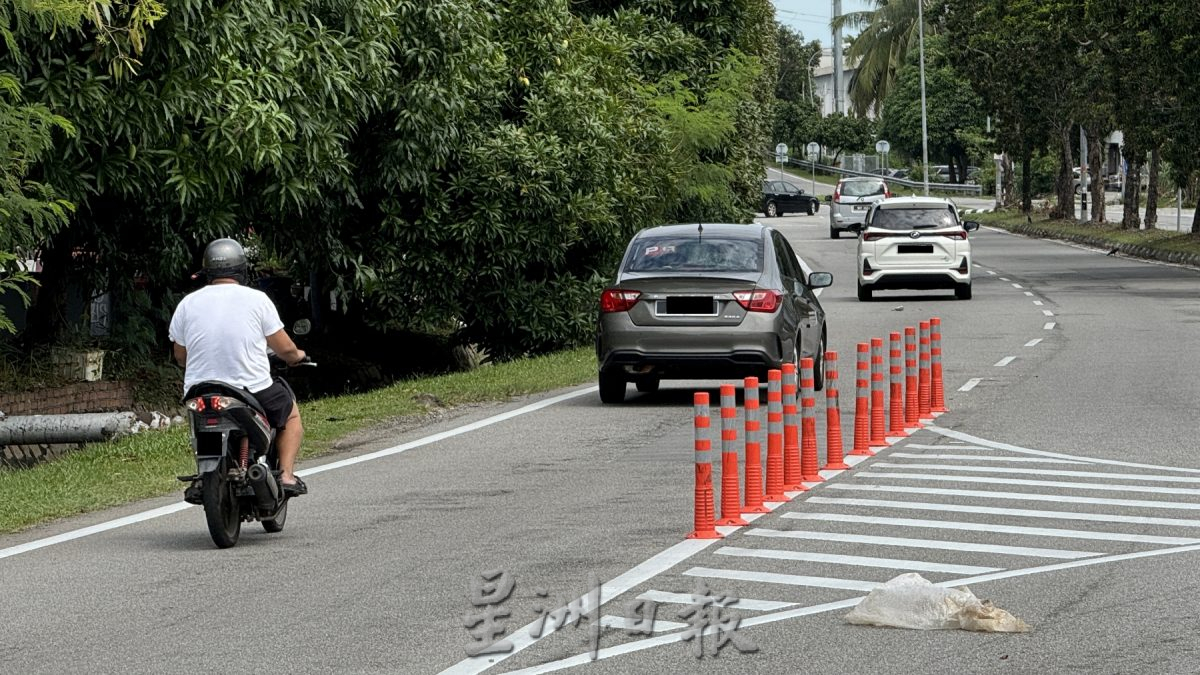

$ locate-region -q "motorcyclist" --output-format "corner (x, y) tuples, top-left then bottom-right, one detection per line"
(169, 238), (310, 502)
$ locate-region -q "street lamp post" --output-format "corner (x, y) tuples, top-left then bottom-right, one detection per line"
(917, 0), (930, 196)
(806, 49), (827, 108)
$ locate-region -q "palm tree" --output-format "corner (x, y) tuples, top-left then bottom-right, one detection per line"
(831, 0), (935, 117)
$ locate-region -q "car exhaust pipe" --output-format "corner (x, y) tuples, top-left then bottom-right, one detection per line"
(246, 463), (280, 510)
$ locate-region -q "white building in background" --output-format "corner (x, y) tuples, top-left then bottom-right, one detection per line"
(810, 53), (874, 119)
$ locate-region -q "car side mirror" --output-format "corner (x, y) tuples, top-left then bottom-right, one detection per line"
(963, 220), (980, 231)
(848, 223), (864, 233)
(823, 195), (832, 202)
(807, 271), (833, 289)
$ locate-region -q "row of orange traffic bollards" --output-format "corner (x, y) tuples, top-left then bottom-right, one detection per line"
(687, 318), (948, 539)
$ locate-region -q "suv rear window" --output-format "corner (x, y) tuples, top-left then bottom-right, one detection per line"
(625, 237), (763, 273)
(841, 180), (887, 197)
(871, 207), (958, 230)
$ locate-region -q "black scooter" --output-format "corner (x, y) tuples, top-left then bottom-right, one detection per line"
(177, 358), (314, 548)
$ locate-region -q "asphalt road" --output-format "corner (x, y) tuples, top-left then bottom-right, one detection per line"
(3, 215), (1200, 674)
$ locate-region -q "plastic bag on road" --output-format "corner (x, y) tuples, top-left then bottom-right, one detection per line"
(845, 573), (1032, 633)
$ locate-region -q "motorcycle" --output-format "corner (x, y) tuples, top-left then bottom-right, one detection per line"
(177, 357), (315, 548)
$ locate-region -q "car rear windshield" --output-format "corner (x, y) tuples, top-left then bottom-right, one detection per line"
(841, 180), (887, 197)
(871, 207), (958, 230)
(625, 236), (763, 273)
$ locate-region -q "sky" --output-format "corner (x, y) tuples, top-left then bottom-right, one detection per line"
(771, 0), (872, 46)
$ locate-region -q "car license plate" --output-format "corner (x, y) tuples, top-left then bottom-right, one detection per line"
(898, 244), (934, 254)
(853, 205), (868, 212)
(661, 297), (717, 315)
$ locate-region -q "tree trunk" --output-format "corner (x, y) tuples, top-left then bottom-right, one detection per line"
(1144, 147), (1160, 230)
(1050, 126), (1074, 219)
(1020, 146), (1033, 213)
(1122, 155), (1142, 230)
(1193, 202), (1199, 235)
(1002, 152), (1015, 207)
(1088, 130), (1104, 223)
(23, 236), (74, 347)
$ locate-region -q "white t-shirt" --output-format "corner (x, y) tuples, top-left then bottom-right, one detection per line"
(168, 284), (285, 393)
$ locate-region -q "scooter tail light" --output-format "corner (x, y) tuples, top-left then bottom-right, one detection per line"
(185, 397), (206, 412)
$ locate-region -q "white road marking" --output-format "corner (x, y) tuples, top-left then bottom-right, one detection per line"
(830, 483), (1200, 511)
(857, 471), (1200, 497)
(806, 496), (1200, 528)
(903, 443), (990, 450)
(503, 542), (1200, 674)
(987, 270), (997, 275)
(636, 589), (797, 612)
(887, 453), (1087, 464)
(994, 357), (1016, 367)
(958, 378), (982, 391)
(0, 503), (192, 561)
(1012, 283), (1023, 288)
(871, 462), (1200, 485)
(1033, 300), (1044, 306)
(598, 616), (687, 633)
(1000, 277), (1011, 281)
(716, 546), (1003, 575)
(927, 425), (1200, 474)
(1024, 291), (1034, 296)
(745, 527), (1097, 559)
(1044, 322), (1056, 329)
(1025, 338), (1043, 347)
(783, 512), (1200, 546)
(1042, 309), (1055, 316)
(683, 566), (881, 592)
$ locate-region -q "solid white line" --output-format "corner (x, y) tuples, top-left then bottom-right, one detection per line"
(1025, 338), (1043, 347)
(902, 443), (990, 450)
(806, 496), (1200, 528)
(716, 546), (1002, 575)
(829, 483), (1200, 511)
(887, 452), (1088, 464)
(1011, 283), (1023, 288)
(598, 615), (687, 633)
(636, 589), (798, 612)
(1033, 300), (1044, 306)
(782, 512), (1200, 546)
(1044, 322), (1056, 330)
(927, 425), (1200, 475)
(1042, 309), (1055, 316)
(683, 566), (881, 592)
(0, 503), (192, 561)
(958, 378), (981, 392)
(871, 462), (1200, 484)
(856, 471), (1200, 496)
(745, 528), (1096, 559)
(507, 542), (1200, 674)
(994, 356), (1016, 367)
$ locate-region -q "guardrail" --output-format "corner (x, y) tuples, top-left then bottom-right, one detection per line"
(776, 157), (985, 196)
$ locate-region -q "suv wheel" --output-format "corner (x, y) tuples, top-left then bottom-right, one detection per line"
(955, 283), (972, 300)
(857, 283), (873, 302)
(830, 227), (840, 239)
(806, 201), (816, 216)
(765, 201), (778, 217)
(599, 370), (626, 403)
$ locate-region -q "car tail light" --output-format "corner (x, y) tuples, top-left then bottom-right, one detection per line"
(733, 289), (782, 312)
(832, 184), (841, 203)
(884, 183), (892, 198)
(944, 230), (967, 240)
(600, 289), (641, 313)
(863, 231), (888, 241)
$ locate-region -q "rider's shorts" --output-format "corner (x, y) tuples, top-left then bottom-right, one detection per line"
(254, 378), (298, 429)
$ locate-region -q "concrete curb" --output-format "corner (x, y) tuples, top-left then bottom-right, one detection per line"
(999, 223), (1200, 269)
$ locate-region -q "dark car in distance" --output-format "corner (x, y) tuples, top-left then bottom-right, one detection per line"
(595, 223), (833, 403)
(761, 180), (821, 217)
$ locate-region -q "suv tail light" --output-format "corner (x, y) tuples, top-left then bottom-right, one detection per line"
(733, 289), (782, 312)
(944, 230), (967, 240)
(884, 183), (892, 198)
(600, 289), (641, 313)
(832, 184), (841, 203)
(863, 231), (888, 241)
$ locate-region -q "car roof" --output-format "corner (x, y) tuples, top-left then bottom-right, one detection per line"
(634, 223), (767, 240)
(839, 176), (886, 183)
(873, 196), (957, 209)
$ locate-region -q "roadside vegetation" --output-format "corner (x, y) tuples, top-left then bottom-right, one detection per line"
(975, 210), (1200, 259)
(0, 347), (596, 535)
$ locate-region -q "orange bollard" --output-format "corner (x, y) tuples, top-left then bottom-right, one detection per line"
(823, 350), (850, 470)
(919, 320), (933, 421)
(764, 370), (787, 501)
(888, 331), (908, 437)
(904, 326), (923, 429)
(799, 357), (823, 481)
(870, 337), (887, 448)
(850, 343), (873, 456)
(742, 377), (770, 514)
(782, 363), (805, 491)
(687, 392), (721, 539)
(716, 384), (748, 526)
(931, 317), (947, 413)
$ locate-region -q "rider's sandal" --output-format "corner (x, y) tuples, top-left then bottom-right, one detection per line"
(281, 477), (308, 496)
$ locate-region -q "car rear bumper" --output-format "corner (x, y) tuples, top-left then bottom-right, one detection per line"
(860, 268), (971, 290)
(596, 320), (787, 379)
(599, 348), (783, 380)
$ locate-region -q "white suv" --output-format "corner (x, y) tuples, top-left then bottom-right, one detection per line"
(851, 197), (980, 301)
(827, 176), (891, 239)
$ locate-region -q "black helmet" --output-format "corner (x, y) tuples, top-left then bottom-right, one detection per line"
(202, 238), (249, 283)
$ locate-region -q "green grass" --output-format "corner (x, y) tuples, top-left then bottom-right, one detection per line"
(974, 209), (1200, 256)
(0, 346), (597, 535)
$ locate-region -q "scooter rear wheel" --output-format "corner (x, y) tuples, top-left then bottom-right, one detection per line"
(202, 471), (241, 548)
(262, 499), (288, 533)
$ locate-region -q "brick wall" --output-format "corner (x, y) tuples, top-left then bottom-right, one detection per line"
(0, 380), (134, 416)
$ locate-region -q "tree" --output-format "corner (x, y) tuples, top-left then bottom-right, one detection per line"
(832, 0), (934, 117)
(816, 113), (874, 165)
